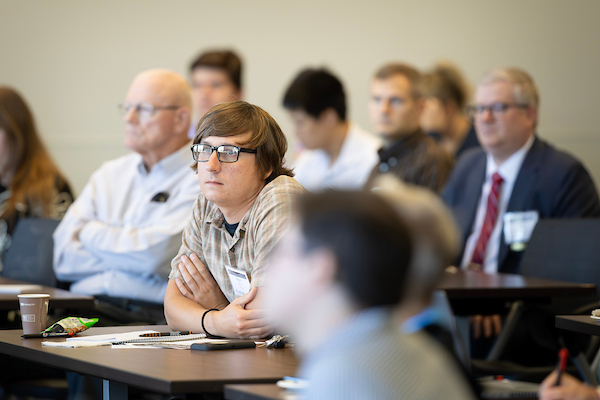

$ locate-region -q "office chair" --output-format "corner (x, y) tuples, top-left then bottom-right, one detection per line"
(0, 218), (68, 400)
(2, 218), (60, 287)
(520, 219), (600, 290)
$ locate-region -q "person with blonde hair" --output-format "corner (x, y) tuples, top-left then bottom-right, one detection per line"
(420, 62), (480, 158)
(0, 87), (73, 269)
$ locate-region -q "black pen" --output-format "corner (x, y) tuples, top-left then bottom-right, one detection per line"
(22, 332), (73, 339)
(139, 331), (192, 337)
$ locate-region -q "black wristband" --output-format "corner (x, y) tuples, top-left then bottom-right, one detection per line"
(201, 308), (222, 339)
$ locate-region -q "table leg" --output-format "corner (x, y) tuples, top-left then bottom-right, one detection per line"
(103, 379), (128, 400)
(455, 315), (470, 357)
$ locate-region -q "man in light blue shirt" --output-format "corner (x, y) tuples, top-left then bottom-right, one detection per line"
(53, 69), (198, 323)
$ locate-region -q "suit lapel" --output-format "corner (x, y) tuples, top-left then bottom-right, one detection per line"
(497, 137), (542, 272)
(457, 153), (487, 248)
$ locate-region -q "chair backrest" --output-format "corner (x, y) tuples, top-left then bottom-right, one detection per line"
(431, 290), (471, 368)
(520, 219), (600, 293)
(2, 218), (60, 287)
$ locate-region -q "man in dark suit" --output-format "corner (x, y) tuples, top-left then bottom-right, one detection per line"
(443, 67), (600, 276)
(443, 67), (600, 358)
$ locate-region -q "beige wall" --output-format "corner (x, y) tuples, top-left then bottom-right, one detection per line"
(1, 0), (599, 194)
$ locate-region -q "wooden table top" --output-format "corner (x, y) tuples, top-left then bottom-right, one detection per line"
(224, 384), (289, 400)
(439, 269), (596, 299)
(0, 277), (94, 310)
(0, 325), (299, 395)
(555, 315), (600, 336)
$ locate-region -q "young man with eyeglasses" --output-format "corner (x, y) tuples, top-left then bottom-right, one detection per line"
(164, 100), (305, 339)
(53, 69), (198, 323)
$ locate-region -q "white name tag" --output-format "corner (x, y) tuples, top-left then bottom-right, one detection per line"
(225, 266), (251, 298)
(503, 211), (539, 251)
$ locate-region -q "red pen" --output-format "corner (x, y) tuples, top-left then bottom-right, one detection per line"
(554, 348), (568, 386)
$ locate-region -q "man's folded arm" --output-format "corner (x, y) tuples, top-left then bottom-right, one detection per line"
(65, 190), (196, 276)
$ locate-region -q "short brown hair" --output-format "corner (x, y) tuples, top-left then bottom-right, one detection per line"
(421, 62), (470, 110)
(374, 62), (422, 99)
(192, 100), (293, 184)
(190, 50), (242, 91)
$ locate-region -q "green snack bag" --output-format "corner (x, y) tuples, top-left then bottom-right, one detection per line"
(43, 317), (99, 335)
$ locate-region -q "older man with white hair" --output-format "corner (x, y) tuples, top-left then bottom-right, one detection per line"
(54, 69), (198, 323)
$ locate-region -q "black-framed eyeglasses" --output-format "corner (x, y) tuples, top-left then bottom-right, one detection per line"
(117, 103), (181, 119)
(467, 102), (529, 117)
(191, 143), (257, 163)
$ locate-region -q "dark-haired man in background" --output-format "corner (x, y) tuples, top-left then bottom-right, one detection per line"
(188, 49), (243, 138)
(283, 68), (380, 191)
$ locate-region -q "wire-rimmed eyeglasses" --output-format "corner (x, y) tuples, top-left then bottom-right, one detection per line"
(467, 102), (529, 118)
(117, 103), (181, 119)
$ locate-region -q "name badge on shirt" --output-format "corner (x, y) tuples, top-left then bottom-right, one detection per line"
(503, 211), (539, 252)
(225, 266), (251, 298)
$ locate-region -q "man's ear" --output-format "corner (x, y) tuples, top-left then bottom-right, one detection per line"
(319, 108), (339, 127)
(526, 106), (538, 128)
(415, 97), (426, 115)
(175, 107), (191, 131)
(306, 248), (338, 289)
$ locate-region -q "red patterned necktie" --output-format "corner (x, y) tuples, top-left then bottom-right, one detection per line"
(471, 172), (504, 267)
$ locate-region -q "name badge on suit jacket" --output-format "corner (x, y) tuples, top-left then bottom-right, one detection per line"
(503, 210), (539, 252)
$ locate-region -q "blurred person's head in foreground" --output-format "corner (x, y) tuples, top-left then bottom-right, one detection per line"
(372, 175), (460, 317)
(264, 189), (412, 355)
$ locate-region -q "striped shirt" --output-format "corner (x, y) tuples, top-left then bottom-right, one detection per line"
(169, 175), (305, 302)
(299, 307), (476, 400)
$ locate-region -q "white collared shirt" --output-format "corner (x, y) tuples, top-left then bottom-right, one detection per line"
(53, 144), (200, 303)
(292, 123), (381, 191)
(461, 136), (535, 273)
